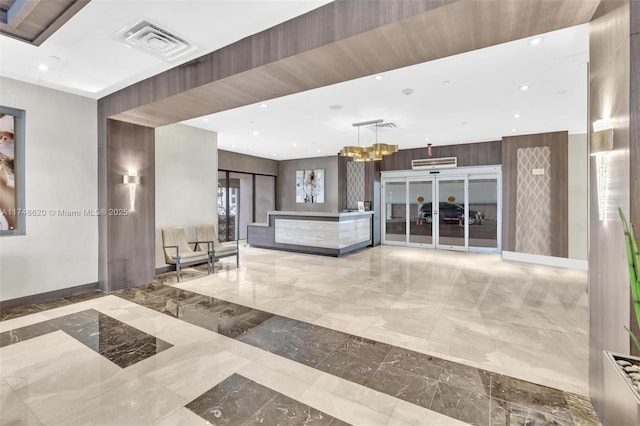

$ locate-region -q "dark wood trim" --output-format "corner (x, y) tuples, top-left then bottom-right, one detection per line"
(337, 156), (349, 212)
(0, 282), (99, 310)
(99, 1), (598, 128)
(155, 265), (174, 275)
(32, 0), (90, 46)
(252, 174), (256, 223)
(381, 141), (502, 171)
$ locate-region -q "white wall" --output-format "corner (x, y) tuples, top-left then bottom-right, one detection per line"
(155, 124), (217, 268)
(0, 78), (98, 301)
(568, 133), (588, 260)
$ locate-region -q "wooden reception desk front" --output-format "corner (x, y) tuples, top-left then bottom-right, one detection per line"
(247, 211), (373, 256)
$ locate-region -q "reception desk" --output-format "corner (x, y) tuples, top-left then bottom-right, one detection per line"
(247, 211), (373, 256)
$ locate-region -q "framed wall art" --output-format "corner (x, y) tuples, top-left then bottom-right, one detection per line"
(295, 169), (324, 203)
(0, 106), (25, 236)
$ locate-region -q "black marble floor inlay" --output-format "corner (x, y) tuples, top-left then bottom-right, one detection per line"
(0, 309), (172, 368)
(113, 283), (601, 426)
(0, 290), (106, 321)
(186, 373), (349, 426)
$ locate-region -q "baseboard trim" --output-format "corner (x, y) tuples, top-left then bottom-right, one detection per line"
(0, 282), (100, 310)
(155, 265), (174, 274)
(502, 251), (588, 270)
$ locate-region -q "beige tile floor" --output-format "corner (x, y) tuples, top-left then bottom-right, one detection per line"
(176, 244), (589, 396)
(0, 244), (590, 425)
(0, 294), (468, 425)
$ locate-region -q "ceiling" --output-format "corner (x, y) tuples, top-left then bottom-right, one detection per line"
(0, 1), (589, 162)
(0, 0), (332, 97)
(183, 23), (589, 160)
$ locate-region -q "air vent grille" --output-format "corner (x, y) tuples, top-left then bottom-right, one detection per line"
(117, 20), (198, 62)
(376, 122), (397, 128)
(411, 157), (458, 169)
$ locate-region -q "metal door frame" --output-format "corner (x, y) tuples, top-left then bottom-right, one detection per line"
(381, 165), (502, 253)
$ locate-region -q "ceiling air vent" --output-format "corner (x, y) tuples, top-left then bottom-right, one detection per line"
(116, 20), (198, 62)
(411, 157), (458, 170)
(376, 122), (397, 129)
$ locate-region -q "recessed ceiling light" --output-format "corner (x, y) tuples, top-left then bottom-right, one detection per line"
(513, 113), (520, 118)
(520, 85), (530, 91)
(272, 154), (276, 157)
(317, 149), (321, 153)
(529, 37), (542, 45)
(512, 128), (517, 132)
(38, 64), (49, 71)
(202, 118), (209, 122)
(252, 131), (259, 136)
(329, 105), (342, 110)
(292, 143), (297, 147)
(232, 145), (236, 148)
(425, 137), (429, 141)
(260, 103), (268, 108)
(375, 75), (384, 80)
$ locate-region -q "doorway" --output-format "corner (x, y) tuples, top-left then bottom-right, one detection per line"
(381, 166), (501, 253)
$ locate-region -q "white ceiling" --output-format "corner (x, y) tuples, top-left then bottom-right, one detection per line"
(184, 23), (589, 160)
(0, 1), (588, 161)
(0, 0), (332, 98)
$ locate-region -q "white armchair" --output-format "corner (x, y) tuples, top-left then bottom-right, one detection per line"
(195, 224), (239, 270)
(162, 227), (212, 281)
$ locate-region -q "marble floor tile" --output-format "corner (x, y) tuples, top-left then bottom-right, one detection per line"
(186, 373), (348, 426)
(50, 309), (173, 369)
(0, 321), (58, 348)
(0, 377), (43, 426)
(0, 304), (44, 322)
(15, 356), (125, 423)
(388, 399), (472, 426)
(1, 245), (599, 426)
(298, 385), (390, 425)
(1, 331), (98, 389)
(48, 376), (187, 426)
(310, 373), (399, 418)
(146, 349), (252, 401)
(153, 407), (212, 426)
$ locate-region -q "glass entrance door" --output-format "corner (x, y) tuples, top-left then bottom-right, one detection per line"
(434, 178), (468, 251)
(383, 180), (406, 243)
(381, 167), (501, 253)
(468, 176), (500, 251)
(408, 179), (434, 246)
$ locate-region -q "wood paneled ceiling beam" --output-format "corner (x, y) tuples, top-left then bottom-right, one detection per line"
(102, 0), (600, 128)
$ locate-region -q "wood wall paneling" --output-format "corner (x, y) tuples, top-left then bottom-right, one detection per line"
(337, 156), (349, 212)
(380, 141), (502, 171)
(629, 2), (640, 355)
(501, 132), (568, 258)
(218, 149), (279, 176)
(100, 1), (599, 128)
(588, 1), (632, 420)
(99, 120), (156, 292)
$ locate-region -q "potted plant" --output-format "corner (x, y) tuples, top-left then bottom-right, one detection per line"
(601, 208), (640, 425)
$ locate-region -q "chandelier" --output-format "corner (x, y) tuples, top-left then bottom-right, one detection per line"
(339, 119), (398, 162)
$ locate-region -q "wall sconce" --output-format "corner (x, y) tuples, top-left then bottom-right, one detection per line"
(590, 125), (614, 221)
(122, 170), (140, 211)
